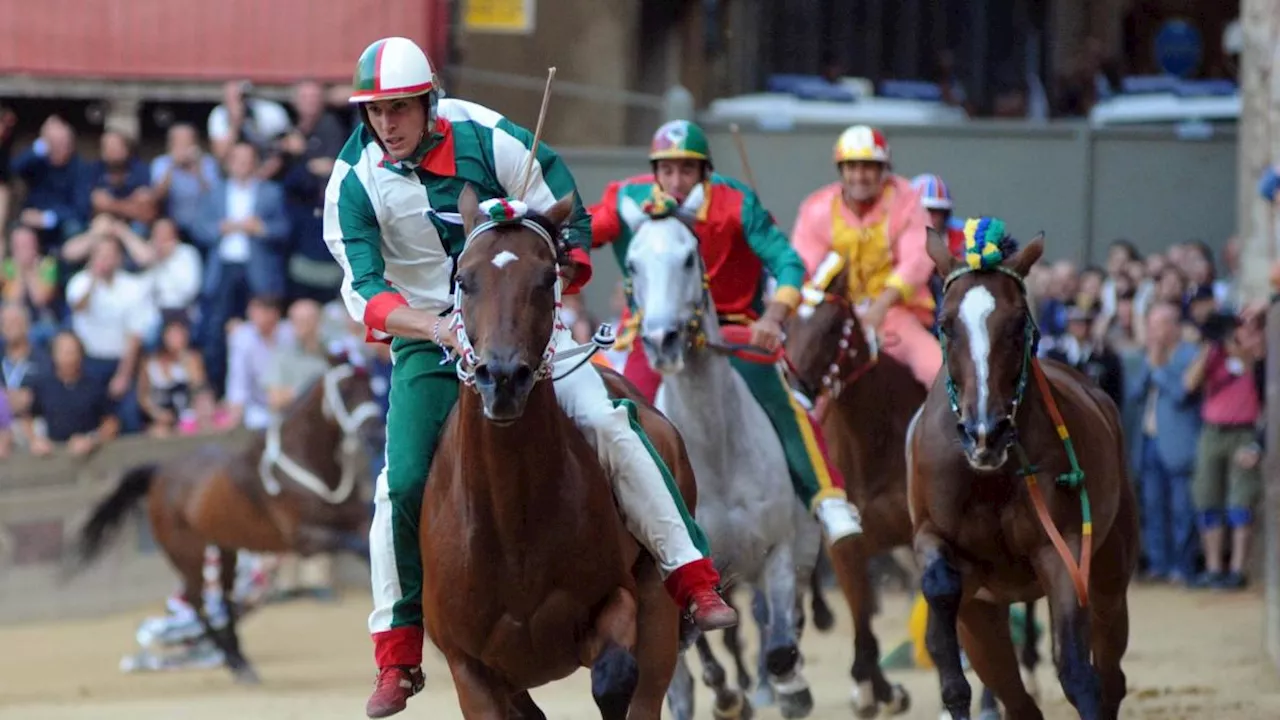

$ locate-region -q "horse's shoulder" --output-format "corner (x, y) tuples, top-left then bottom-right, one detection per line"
(1041, 359), (1121, 429)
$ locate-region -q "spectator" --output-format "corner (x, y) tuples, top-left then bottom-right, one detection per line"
(1046, 304), (1124, 408)
(223, 294), (293, 428)
(1216, 237), (1243, 312)
(62, 213), (154, 274)
(0, 106), (16, 227)
(0, 303), (48, 418)
(11, 116), (91, 249)
(1101, 238), (1139, 317)
(1184, 311), (1266, 590)
(88, 130), (156, 234)
(207, 80), (292, 171)
(1127, 301), (1202, 585)
(65, 236), (157, 433)
(150, 123), (221, 242)
(1100, 289), (1142, 356)
(19, 330), (118, 457)
(1038, 259), (1077, 337)
(136, 315), (214, 437)
(263, 298), (335, 601)
(1075, 265), (1105, 313)
(194, 142), (291, 392)
(2, 225), (59, 344)
(127, 217), (203, 321)
(0, 387), (11, 459)
(279, 81), (346, 304)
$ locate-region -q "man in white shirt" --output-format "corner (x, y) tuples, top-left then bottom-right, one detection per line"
(139, 218), (203, 317)
(65, 238), (159, 433)
(207, 80), (292, 174)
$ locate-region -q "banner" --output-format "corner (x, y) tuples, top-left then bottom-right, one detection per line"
(464, 0), (535, 35)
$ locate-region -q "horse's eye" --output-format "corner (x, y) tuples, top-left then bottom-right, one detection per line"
(684, 251), (696, 270)
(456, 275), (474, 295)
(539, 267), (558, 290)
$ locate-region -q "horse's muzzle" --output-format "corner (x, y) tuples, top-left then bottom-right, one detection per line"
(957, 415), (1015, 471)
(642, 328), (685, 374)
(474, 353), (535, 423)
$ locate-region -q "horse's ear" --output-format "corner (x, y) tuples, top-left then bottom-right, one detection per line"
(619, 195), (646, 232)
(680, 183), (706, 216)
(925, 225), (959, 278)
(459, 183), (481, 237)
(1007, 232), (1045, 277)
(544, 191), (576, 228)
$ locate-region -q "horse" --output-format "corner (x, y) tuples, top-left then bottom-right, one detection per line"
(910, 226), (1137, 719)
(66, 356), (384, 684)
(419, 185), (697, 720)
(781, 258), (1043, 718)
(616, 184), (816, 720)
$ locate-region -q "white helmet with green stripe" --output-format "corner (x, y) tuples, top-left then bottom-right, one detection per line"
(349, 37), (438, 104)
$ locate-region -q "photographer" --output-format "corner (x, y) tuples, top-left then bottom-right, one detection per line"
(1183, 308), (1265, 590)
(206, 80), (291, 178)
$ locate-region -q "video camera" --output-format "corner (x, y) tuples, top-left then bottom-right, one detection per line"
(1200, 311), (1241, 344)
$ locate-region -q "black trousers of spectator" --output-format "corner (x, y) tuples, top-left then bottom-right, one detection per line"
(81, 355), (142, 434)
(200, 263), (252, 399)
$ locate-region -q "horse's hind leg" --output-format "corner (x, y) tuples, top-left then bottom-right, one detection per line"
(695, 633), (752, 718)
(629, 562), (681, 720)
(665, 653), (696, 720)
(956, 599), (1043, 720)
(508, 691), (546, 720)
(809, 552), (835, 631)
(762, 542), (812, 719)
(214, 546), (259, 684)
(1020, 600), (1042, 700)
(829, 534), (908, 717)
(720, 595), (755, 691)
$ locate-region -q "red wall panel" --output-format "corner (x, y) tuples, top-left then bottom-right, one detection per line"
(0, 0), (449, 83)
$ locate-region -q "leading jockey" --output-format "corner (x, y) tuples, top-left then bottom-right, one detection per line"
(323, 38), (736, 719)
(791, 125), (943, 389)
(590, 119), (863, 548)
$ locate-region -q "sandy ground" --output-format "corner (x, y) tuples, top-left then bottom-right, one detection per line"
(0, 584), (1277, 719)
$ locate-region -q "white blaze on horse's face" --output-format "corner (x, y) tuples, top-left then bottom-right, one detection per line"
(620, 185), (707, 374)
(959, 284), (997, 427)
(491, 250), (519, 269)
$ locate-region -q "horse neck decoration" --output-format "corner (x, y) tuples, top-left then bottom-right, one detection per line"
(260, 359), (384, 504)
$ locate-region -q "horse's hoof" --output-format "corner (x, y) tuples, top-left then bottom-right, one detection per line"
(882, 684), (910, 715)
(231, 665), (260, 685)
(850, 680), (877, 718)
(712, 690), (753, 719)
(778, 687), (814, 719)
(812, 603), (835, 632)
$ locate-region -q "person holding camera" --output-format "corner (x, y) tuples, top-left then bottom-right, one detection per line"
(206, 80), (292, 174)
(1183, 308), (1265, 590)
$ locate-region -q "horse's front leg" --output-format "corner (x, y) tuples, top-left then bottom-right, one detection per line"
(1034, 546), (1102, 720)
(917, 529), (971, 719)
(762, 541), (813, 718)
(1020, 600), (1042, 700)
(830, 533), (908, 717)
(443, 653), (511, 720)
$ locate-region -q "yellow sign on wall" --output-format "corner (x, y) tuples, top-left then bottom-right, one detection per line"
(464, 0), (536, 35)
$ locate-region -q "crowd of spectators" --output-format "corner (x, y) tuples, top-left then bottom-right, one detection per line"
(1028, 236), (1267, 592)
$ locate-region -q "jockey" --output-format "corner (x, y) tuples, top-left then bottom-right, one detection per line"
(791, 125), (943, 389)
(910, 173), (964, 257)
(324, 38), (736, 719)
(590, 119), (864, 548)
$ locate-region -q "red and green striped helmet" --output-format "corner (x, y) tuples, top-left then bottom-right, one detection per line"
(649, 120), (713, 166)
(349, 37), (437, 104)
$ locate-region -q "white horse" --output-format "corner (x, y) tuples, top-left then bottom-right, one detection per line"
(620, 186), (816, 720)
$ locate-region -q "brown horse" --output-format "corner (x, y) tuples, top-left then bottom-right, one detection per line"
(67, 357), (384, 683)
(911, 229), (1137, 719)
(419, 185), (692, 719)
(779, 258), (1042, 717)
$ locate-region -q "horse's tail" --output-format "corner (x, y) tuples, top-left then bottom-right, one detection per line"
(68, 463), (158, 572)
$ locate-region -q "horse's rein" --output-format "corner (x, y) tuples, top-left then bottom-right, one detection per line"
(783, 291), (880, 420)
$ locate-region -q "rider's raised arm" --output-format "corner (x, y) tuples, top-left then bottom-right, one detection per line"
(885, 186), (937, 303)
(322, 134), (405, 343)
(490, 118), (594, 293)
(735, 181), (804, 312)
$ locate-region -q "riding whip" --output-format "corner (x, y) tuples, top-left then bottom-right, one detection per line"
(728, 123), (759, 191)
(518, 66), (558, 199)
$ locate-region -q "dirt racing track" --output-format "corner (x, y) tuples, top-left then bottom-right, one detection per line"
(1, 584), (1278, 719)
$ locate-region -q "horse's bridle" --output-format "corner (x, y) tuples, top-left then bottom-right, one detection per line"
(260, 363), (384, 505)
(937, 264), (1040, 430)
(786, 290), (880, 407)
(446, 206), (615, 388)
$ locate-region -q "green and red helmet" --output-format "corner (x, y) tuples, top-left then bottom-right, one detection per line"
(349, 36), (438, 104)
(648, 120), (713, 169)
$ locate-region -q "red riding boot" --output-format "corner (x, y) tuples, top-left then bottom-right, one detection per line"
(366, 627), (426, 718)
(665, 558), (738, 631)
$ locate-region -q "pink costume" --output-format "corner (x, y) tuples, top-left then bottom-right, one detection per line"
(791, 174), (943, 388)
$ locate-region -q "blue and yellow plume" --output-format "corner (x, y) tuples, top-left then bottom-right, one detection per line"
(962, 216), (1016, 270)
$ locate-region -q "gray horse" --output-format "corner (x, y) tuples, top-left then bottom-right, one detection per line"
(619, 185), (816, 720)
